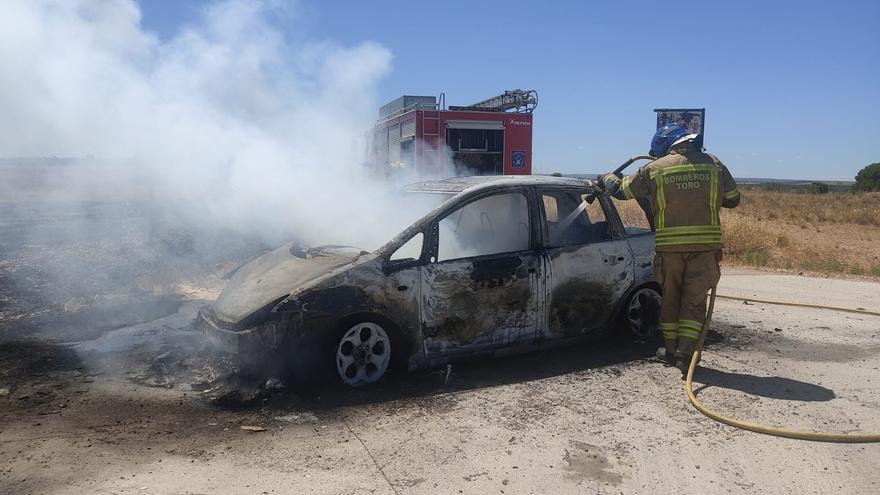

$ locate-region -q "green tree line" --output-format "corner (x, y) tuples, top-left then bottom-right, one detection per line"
(855, 163), (880, 192)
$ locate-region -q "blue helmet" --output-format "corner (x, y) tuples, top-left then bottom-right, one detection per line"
(649, 123), (690, 158)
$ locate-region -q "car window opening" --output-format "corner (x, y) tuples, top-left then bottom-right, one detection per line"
(390, 232), (424, 262)
(438, 192), (530, 261)
(610, 197), (652, 234)
(542, 191), (613, 247)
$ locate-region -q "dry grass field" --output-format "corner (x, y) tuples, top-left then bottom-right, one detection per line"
(613, 188), (880, 278)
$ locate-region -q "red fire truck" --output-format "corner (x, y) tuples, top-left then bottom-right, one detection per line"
(367, 90), (537, 179)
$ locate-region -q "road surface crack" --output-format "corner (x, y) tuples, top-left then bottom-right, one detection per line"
(344, 420), (399, 495)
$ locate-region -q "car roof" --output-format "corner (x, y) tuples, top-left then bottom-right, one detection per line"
(404, 175), (597, 195)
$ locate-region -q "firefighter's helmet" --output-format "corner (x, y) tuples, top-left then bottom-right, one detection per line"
(650, 123), (692, 157)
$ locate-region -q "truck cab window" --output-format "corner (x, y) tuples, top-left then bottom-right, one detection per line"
(446, 128), (504, 175)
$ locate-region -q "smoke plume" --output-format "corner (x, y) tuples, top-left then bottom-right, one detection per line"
(0, 0), (407, 249)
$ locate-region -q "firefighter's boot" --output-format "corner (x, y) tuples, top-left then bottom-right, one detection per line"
(655, 347), (675, 365)
(674, 351), (701, 378)
(674, 352), (690, 377)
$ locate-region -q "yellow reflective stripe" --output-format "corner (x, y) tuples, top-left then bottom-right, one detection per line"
(656, 224), (720, 231)
(724, 188), (740, 199)
(649, 163), (718, 178)
(655, 175), (667, 229)
(657, 241), (722, 248)
(656, 226), (721, 236)
(678, 319), (703, 340)
(709, 168), (719, 226)
(662, 163), (718, 172)
(602, 175), (617, 188)
(656, 233), (721, 239)
(656, 235), (722, 242)
(656, 234), (722, 241)
(621, 176), (635, 199)
(656, 238), (722, 245)
(660, 322), (679, 329)
(655, 226), (722, 245)
(678, 321), (703, 338)
(656, 237), (722, 246)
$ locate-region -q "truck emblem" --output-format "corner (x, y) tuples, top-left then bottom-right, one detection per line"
(511, 151), (526, 169)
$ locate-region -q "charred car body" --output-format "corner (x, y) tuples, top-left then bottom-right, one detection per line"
(196, 176), (660, 386)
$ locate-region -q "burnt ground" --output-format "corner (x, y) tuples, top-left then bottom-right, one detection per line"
(0, 200), (268, 342)
(1, 201), (879, 494)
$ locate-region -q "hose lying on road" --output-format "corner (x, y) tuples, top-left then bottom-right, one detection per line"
(687, 287), (880, 443)
(715, 293), (880, 318)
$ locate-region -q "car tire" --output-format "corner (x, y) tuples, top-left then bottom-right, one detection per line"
(331, 318), (398, 387)
(621, 286), (662, 341)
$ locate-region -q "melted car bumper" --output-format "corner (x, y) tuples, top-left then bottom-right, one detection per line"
(195, 305), (289, 355)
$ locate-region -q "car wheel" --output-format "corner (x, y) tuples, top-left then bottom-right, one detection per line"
(335, 321), (392, 387)
(625, 286), (661, 340)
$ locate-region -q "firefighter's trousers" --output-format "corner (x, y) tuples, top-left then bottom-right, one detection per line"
(655, 250), (722, 356)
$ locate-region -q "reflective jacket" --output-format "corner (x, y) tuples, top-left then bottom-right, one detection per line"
(604, 143), (740, 252)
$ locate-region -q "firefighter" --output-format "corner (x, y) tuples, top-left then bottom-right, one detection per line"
(598, 123), (740, 374)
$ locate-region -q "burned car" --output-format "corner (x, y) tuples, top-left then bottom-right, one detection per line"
(196, 176), (660, 386)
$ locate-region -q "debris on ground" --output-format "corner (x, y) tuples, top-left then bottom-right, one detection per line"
(264, 377), (285, 391)
(108, 326), (274, 405)
(273, 412), (319, 424)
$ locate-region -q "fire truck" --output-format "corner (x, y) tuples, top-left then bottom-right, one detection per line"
(367, 90), (537, 179)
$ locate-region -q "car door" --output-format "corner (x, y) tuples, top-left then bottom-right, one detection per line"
(539, 187), (634, 339)
(421, 189), (543, 358)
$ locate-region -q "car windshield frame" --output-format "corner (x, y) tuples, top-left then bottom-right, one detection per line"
(376, 190), (457, 260)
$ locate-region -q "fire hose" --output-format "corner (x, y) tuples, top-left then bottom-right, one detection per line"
(687, 287), (880, 443)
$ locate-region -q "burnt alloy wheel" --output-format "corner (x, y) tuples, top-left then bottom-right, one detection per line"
(626, 287), (662, 340)
(335, 322), (392, 387)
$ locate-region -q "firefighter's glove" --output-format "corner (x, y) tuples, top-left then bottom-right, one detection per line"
(597, 173), (619, 195)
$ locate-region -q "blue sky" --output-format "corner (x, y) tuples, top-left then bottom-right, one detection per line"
(139, 0), (879, 180)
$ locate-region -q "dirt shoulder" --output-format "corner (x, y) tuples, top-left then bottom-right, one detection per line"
(2, 270), (879, 494)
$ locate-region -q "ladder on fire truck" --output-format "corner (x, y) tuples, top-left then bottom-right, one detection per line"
(448, 89), (538, 113)
(421, 92), (442, 137)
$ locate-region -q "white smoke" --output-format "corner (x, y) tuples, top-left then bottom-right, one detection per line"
(0, 0), (409, 249)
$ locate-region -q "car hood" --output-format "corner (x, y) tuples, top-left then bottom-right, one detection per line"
(213, 243), (360, 324)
